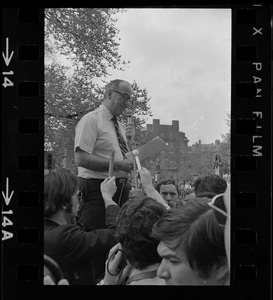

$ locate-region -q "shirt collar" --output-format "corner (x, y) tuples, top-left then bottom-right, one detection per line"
(100, 103), (114, 119)
(44, 218), (62, 226)
(128, 263), (160, 278)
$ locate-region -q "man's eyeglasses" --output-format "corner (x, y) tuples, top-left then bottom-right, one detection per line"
(112, 90), (131, 102)
(208, 193), (229, 226)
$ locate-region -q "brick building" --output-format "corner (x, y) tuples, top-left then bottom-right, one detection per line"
(187, 139), (222, 177)
(144, 119), (191, 182)
(144, 119), (227, 182)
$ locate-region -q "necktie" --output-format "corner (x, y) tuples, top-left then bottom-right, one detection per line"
(112, 117), (129, 159)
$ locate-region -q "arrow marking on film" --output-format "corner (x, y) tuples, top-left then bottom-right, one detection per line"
(2, 37), (14, 66)
(2, 177), (14, 206)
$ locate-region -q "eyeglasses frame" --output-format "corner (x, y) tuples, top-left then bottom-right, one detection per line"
(111, 90), (131, 102)
(208, 193), (229, 218)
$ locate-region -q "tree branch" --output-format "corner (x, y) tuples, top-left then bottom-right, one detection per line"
(45, 112), (81, 119)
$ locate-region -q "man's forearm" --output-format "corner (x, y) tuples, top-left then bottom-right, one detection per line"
(75, 151), (109, 171)
(144, 186), (170, 210)
(75, 150), (125, 172)
(106, 205), (120, 229)
(75, 149), (132, 172)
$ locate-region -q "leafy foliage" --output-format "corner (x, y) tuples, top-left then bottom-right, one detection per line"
(45, 8), (128, 77)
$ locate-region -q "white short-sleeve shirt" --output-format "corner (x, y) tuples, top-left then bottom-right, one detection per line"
(74, 104), (128, 179)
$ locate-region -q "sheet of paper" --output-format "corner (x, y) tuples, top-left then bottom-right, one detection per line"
(125, 136), (168, 162)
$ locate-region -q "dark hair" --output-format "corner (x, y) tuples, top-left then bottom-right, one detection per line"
(193, 191), (216, 199)
(156, 179), (179, 196)
(104, 79), (131, 97)
(115, 197), (167, 270)
(152, 198), (226, 280)
(44, 169), (79, 217)
(194, 174), (227, 196)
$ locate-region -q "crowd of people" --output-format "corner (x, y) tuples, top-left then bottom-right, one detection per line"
(44, 79), (230, 286)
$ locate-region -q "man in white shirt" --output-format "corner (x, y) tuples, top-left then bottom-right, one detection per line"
(74, 79), (135, 282)
(74, 79), (135, 231)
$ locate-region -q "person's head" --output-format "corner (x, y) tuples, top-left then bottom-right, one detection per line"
(194, 174), (227, 196)
(115, 197), (167, 270)
(182, 191), (196, 205)
(44, 169), (81, 220)
(156, 179), (180, 208)
(103, 79), (133, 117)
(152, 198), (229, 285)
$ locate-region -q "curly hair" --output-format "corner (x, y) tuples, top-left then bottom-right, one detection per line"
(152, 197), (226, 280)
(44, 168), (79, 217)
(115, 197), (167, 270)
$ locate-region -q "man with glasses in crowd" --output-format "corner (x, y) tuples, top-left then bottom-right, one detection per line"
(74, 79), (135, 231)
(74, 79), (135, 282)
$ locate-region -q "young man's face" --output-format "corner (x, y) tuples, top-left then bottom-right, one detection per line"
(159, 184), (179, 208)
(156, 241), (203, 285)
(156, 241), (228, 285)
(70, 189), (81, 217)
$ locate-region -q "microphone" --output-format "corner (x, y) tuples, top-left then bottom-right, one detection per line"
(126, 114), (133, 143)
(127, 114), (132, 125)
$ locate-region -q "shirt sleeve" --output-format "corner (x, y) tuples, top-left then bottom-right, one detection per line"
(58, 205), (120, 265)
(74, 113), (98, 154)
(60, 224), (117, 266)
(105, 205), (120, 229)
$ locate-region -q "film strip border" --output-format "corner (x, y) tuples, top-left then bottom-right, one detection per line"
(231, 5), (271, 296)
(2, 7), (44, 296)
(1, 6), (272, 299)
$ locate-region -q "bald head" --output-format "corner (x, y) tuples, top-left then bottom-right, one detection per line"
(103, 79), (133, 117)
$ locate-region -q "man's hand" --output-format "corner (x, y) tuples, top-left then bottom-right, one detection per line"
(43, 275), (69, 285)
(100, 176), (117, 200)
(104, 243), (132, 285)
(138, 167), (153, 191)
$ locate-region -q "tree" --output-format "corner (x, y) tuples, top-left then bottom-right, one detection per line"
(45, 8), (153, 167)
(45, 8), (128, 77)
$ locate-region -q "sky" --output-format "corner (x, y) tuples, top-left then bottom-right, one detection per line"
(105, 8), (231, 145)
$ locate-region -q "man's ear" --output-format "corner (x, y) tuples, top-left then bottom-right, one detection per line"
(214, 259), (229, 283)
(107, 90), (112, 99)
